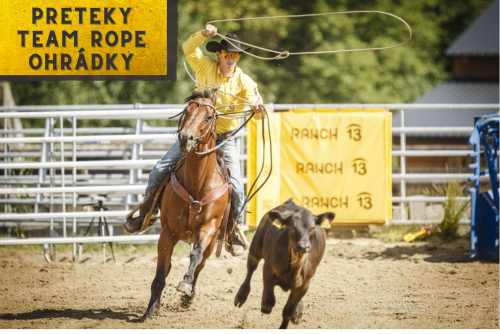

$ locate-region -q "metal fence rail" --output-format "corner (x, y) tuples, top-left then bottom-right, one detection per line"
(1, 103), (499, 252)
(1, 104), (251, 261)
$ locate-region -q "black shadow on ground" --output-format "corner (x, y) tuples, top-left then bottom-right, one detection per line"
(356, 244), (475, 263)
(0, 308), (142, 323)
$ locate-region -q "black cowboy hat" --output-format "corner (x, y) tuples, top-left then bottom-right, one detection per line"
(206, 34), (253, 54)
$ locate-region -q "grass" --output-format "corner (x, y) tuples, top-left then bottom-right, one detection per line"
(1, 240), (193, 258)
(374, 225), (428, 243)
(1, 229), (259, 257)
(438, 181), (470, 240)
(376, 180), (470, 242)
(423, 180), (470, 240)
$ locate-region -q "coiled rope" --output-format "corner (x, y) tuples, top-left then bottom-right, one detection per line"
(207, 11), (412, 60)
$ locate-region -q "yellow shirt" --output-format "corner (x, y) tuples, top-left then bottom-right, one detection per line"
(183, 31), (263, 134)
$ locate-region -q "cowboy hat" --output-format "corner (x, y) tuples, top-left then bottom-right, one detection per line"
(206, 34), (253, 54)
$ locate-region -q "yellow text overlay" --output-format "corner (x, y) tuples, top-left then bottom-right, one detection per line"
(0, 0), (168, 76)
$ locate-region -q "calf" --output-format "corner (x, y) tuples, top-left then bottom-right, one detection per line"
(234, 198), (335, 329)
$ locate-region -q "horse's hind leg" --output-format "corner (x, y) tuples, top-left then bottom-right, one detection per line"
(179, 231), (218, 309)
(143, 230), (176, 319)
(177, 223), (217, 298)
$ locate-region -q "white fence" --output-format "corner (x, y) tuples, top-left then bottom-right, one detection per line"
(1, 103), (498, 251)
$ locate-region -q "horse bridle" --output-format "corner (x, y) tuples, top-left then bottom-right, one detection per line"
(176, 100), (218, 148)
(174, 99), (256, 156)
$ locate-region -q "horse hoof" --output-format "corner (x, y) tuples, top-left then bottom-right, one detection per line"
(291, 314), (302, 325)
(179, 294), (194, 309)
(261, 304), (273, 314)
(142, 311), (153, 320)
(234, 295), (246, 308)
(292, 300), (303, 324)
(234, 285), (249, 307)
(177, 281), (193, 297)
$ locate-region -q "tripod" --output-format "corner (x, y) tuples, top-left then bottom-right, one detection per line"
(79, 196), (115, 264)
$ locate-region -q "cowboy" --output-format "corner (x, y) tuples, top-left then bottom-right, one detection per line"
(123, 24), (264, 257)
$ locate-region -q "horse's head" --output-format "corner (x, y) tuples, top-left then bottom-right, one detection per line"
(178, 88), (218, 154)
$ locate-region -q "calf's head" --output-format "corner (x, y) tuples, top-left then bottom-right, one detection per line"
(269, 199), (335, 254)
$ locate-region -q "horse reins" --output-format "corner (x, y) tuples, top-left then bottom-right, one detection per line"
(173, 92), (260, 156)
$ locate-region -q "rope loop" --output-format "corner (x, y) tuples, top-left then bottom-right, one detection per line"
(207, 10), (412, 60)
(275, 51), (290, 60)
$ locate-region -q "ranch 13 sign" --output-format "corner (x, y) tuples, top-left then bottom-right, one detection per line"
(0, 0), (178, 81)
(246, 110), (392, 227)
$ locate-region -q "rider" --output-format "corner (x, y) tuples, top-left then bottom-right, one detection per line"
(123, 24), (265, 257)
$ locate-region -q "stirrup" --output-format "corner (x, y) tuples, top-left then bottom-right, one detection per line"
(126, 203), (142, 220)
(225, 225), (248, 253)
(139, 212), (158, 233)
(236, 225), (248, 250)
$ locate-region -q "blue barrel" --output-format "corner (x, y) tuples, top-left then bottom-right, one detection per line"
(477, 190), (499, 260)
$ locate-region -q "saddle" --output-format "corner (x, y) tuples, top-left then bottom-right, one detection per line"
(126, 149), (235, 255)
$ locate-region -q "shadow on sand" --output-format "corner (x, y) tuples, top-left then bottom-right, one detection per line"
(0, 308), (144, 323)
(358, 243), (474, 263)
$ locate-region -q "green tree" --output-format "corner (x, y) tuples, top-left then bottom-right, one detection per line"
(9, 0), (494, 106)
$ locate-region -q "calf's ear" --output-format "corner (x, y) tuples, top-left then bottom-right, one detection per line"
(268, 209), (292, 229)
(315, 212), (335, 229)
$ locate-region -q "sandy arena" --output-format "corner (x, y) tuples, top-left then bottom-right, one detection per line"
(0, 237), (498, 329)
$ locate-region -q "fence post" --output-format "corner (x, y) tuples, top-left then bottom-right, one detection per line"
(60, 116), (67, 238)
(49, 117), (55, 261)
(36, 119), (50, 215)
(400, 109), (406, 224)
(72, 116), (77, 261)
(3, 111), (11, 215)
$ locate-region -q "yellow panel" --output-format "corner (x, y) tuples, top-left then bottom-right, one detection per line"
(0, 0), (167, 76)
(246, 110), (393, 226)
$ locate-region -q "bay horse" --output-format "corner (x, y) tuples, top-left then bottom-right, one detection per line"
(143, 87), (232, 318)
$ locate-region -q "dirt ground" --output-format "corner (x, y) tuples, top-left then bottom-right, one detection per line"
(0, 237), (498, 329)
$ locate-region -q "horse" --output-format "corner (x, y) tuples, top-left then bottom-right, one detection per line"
(143, 87), (232, 318)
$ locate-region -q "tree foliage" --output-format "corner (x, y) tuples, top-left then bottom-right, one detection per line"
(10, 0), (493, 106)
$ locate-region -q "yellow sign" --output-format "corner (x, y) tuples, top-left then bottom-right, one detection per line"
(0, 0), (177, 81)
(246, 110), (392, 226)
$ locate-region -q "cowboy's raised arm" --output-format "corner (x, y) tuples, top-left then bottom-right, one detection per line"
(182, 24), (217, 73)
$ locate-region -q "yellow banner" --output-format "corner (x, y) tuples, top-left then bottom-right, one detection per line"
(0, 0), (177, 81)
(246, 110), (392, 226)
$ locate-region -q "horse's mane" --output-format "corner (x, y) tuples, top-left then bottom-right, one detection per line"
(184, 88), (216, 104)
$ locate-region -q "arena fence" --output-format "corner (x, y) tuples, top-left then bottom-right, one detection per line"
(1, 103), (498, 260)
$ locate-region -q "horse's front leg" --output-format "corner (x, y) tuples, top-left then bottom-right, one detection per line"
(177, 219), (218, 297)
(143, 229), (176, 319)
(179, 226), (218, 309)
